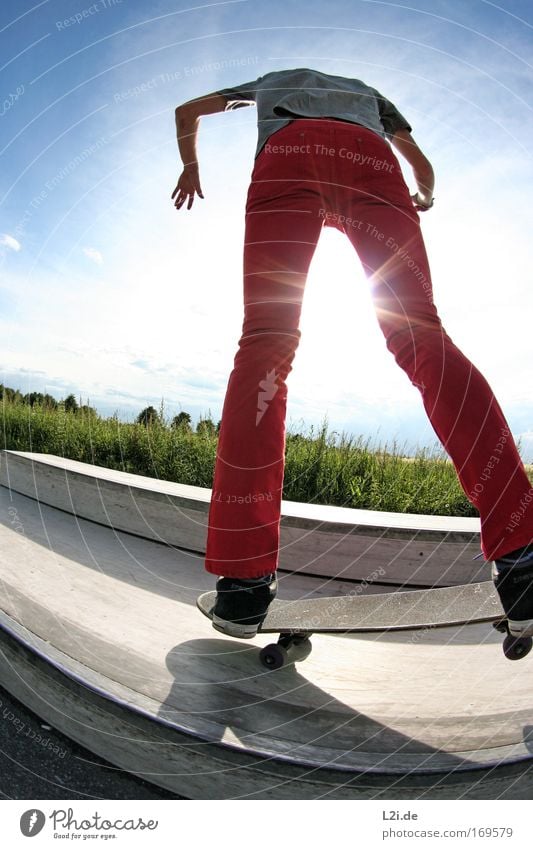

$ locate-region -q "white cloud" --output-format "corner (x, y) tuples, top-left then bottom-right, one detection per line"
(83, 247), (103, 265)
(0, 233), (21, 252)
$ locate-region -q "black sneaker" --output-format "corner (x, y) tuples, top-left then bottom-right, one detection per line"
(212, 573), (278, 638)
(492, 544), (533, 637)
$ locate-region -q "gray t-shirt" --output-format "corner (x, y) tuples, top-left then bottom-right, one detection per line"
(216, 68), (412, 158)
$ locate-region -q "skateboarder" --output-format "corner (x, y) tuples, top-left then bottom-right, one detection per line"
(172, 68), (533, 639)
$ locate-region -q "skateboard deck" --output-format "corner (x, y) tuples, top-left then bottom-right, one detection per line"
(197, 582), (532, 669)
(197, 581), (503, 635)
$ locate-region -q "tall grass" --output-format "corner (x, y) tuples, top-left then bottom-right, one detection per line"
(283, 425), (473, 515)
(1, 401), (217, 488)
(3, 401), (530, 517)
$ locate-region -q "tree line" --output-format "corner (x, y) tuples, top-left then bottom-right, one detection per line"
(0, 384), (220, 435)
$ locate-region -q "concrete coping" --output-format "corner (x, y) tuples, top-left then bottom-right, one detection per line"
(3, 450), (480, 535)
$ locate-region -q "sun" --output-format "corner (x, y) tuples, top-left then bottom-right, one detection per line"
(295, 228), (387, 393)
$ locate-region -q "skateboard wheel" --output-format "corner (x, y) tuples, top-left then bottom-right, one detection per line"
(260, 643), (287, 670)
(503, 634), (533, 661)
(260, 637), (313, 670)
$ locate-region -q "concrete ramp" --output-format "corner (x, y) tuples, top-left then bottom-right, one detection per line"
(1, 452), (533, 798)
(1, 450), (485, 586)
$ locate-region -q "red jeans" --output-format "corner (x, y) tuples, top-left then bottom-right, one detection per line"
(205, 119), (533, 577)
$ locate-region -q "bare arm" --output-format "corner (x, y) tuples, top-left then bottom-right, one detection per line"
(391, 129), (435, 210)
(171, 93), (228, 210)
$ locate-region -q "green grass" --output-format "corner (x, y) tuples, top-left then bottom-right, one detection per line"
(1, 401), (217, 488)
(283, 427), (474, 515)
(2, 401), (530, 517)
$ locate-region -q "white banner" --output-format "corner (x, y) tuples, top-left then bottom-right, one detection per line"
(0, 800), (530, 848)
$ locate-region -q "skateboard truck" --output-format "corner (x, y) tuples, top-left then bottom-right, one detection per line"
(259, 632), (313, 670)
(492, 618), (533, 661)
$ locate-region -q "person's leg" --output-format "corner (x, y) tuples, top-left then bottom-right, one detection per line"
(332, 125), (533, 563)
(205, 124), (325, 581)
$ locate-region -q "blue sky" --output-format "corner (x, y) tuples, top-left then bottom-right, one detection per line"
(1, 0), (532, 458)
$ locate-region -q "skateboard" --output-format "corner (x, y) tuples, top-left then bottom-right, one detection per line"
(197, 581), (532, 670)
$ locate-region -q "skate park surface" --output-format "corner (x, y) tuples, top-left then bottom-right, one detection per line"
(1, 450), (533, 799)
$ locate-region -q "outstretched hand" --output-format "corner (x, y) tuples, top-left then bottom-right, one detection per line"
(171, 164), (204, 210)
